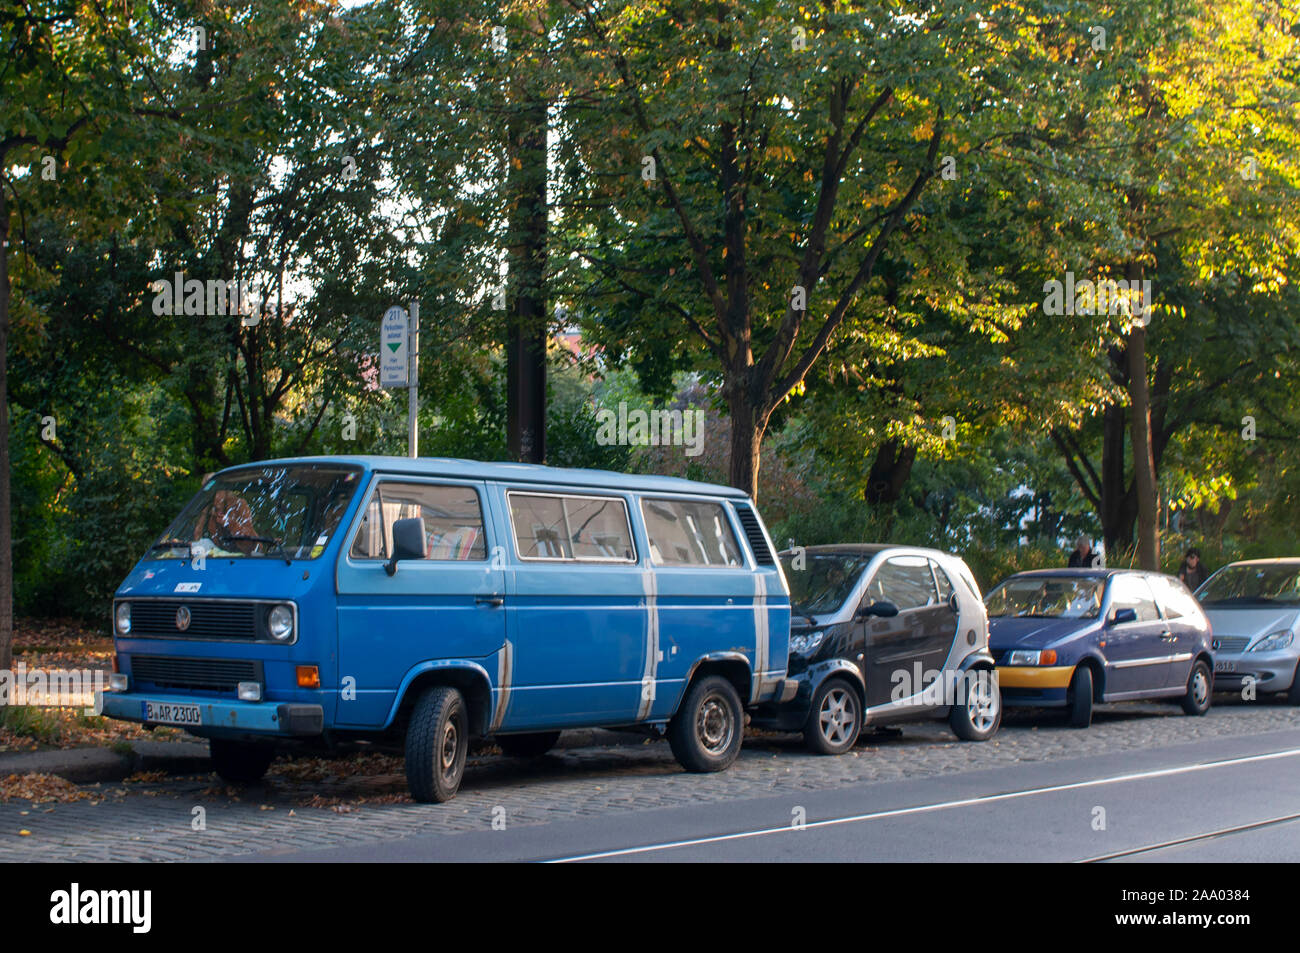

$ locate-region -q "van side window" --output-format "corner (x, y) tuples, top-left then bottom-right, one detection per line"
(350, 483), (486, 561)
(641, 498), (742, 567)
(509, 493), (635, 562)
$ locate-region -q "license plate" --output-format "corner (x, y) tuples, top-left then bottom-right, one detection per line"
(143, 701), (202, 726)
(1214, 660), (1237, 674)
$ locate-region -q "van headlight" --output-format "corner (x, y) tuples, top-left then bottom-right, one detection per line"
(114, 603), (131, 635)
(267, 604), (295, 642)
(1251, 629), (1294, 652)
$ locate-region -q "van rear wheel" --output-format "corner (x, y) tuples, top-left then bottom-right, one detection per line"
(668, 675), (743, 772)
(209, 738), (274, 785)
(405, 685), (468, 803)
(497, 731), (561, 758)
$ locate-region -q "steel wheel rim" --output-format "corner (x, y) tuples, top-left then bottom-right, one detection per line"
(440, 719), (460, 778)
(1192, 668), (1209, 706)
(819, 687), (857, 746)
(697, 693), (734, 754)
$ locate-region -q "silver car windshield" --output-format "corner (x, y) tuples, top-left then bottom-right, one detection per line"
(1198, 565), (1300, 607)
(985, 576), (1104, 619)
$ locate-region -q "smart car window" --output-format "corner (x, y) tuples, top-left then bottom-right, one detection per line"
(641, 498), (742, 567)
(1108, 575), (1161, 622)
(350, 482), (486, 561)
(868, 557), (938, 611)
(931, 561), (954, 602)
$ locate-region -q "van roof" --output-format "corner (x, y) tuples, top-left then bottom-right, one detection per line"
(216, 455), (750, 499)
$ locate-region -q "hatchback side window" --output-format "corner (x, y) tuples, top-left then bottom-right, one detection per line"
(350, 483), (486, 560)
(867, 556), (939, 610)
(641, 498), (742, 567)
(1107, 575), (1162, 622)
(1150, 575), (1201, 620)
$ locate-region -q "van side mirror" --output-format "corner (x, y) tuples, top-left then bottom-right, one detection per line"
(1109, 607), (1137, 625)
(856, 600), (899, 620)
(385, 517), (427, 576)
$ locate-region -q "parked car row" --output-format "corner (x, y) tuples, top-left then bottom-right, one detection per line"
(98, 455), (1300, 803)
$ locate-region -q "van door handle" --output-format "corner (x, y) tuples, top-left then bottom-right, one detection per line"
(476, 596), (504, 608)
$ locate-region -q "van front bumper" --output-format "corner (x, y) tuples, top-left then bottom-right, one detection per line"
(100, 692), (324, 736)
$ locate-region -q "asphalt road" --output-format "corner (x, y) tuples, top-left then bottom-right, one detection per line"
(242, 726), (1300, 863)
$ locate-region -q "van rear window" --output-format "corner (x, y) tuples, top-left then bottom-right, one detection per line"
(641, 499), (742, 568)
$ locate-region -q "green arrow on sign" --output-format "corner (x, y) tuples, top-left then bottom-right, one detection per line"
(387, 342), (402, 352)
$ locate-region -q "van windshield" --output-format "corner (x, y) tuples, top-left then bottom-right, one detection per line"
(781, 552), (872, 616)
(149, 464), (362, 560)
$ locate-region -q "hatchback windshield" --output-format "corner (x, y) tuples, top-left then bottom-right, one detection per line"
(985, 575), (1104, 619)
(1198, 564), (1300, 607)
(780, 552), (873, 616)
(149, 464), (362, 560)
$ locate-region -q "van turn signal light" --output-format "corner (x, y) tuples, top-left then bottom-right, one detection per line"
(296, 665), (321, 688)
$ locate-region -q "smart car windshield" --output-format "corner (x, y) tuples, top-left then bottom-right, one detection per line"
(149, 464), (362, 560)
(1197, 564), (1300, 607)
(781, 552), (873, 616)
(985, 575), (1104, 619)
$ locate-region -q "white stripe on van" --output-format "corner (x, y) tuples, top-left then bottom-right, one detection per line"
(637, 570), (660, 720)
(752, 573), (769, 701)
(491, 638), (513, 732)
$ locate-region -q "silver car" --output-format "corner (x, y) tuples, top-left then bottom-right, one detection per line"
(1197, 559), (1300, 702)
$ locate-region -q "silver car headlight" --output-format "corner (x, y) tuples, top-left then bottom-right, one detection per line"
(790, 630), (825, 655)
(267, 604), (295, 642)
(1250, 629), (1294, 652)
(114, 602), (131, 635)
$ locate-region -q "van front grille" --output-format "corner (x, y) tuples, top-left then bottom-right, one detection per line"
(127, 599), (259, 640)
(130, 656), (261, 693)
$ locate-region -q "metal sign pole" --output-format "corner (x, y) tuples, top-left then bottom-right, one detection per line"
(408, 300), (419, 458)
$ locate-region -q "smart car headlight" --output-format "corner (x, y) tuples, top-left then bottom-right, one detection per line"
(1250, 629), (1294, 652)
(790, 630), (826, 655)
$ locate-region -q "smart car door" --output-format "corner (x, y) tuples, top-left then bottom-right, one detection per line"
(860, 555), (950, 708)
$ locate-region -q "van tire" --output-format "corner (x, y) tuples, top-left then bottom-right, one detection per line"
(497, 731), (561, 758)
(949, 668), (1002, 741)
(209, 739), (274, 784)
(804, 677), (862, 755)
(405, 685), (469, 803)
(1181, 660), (1212, 716)
(668, 675), (744, 773)
(1066, 665), (1093, 728)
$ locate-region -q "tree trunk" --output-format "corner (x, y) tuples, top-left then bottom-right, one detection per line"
(1127, 296), (1159, 570)
(727, 396), (766, 500)
(0, 183), (12, 675)
(505, 16), (548, 464)
(864, 439), (917, 505)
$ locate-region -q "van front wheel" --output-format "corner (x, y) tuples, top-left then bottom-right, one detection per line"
(209, 738), (274, 785)
(668, 675), (744, 773)
(405, 685), (469, 803)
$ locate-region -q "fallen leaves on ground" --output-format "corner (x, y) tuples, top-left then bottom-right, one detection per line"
(0, 773), (100, 804)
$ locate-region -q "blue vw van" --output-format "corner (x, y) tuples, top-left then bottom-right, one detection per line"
(101, 457), (792, 801)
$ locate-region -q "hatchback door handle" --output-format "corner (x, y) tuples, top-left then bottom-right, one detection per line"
(1161, 631), (1176, 641)
(476, 596), (504, 608)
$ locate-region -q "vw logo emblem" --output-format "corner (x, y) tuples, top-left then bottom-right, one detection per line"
(175, 606), (192, 632)
(1211, 638), (1220, 651)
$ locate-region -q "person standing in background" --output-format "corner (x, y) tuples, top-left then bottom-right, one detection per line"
(1179, 548), (1210, 590)
(1068, 535), (1103, 568)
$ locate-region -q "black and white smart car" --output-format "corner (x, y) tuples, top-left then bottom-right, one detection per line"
(752, 544), (1000, 754)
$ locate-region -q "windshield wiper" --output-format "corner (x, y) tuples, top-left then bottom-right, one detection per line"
(218, 534), (293, 564)
(147, 538), (191, 553)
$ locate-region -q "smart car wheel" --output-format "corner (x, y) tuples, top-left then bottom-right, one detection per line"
(209, 738), (275, 784)
(1181, 660), (1212, 716)
(668, 675), (744, 772)
(405, 685), (469, 803)
(497, 731), (561, 758)
(949, 668), (1001, 741)
(1067, 665), (1094, 728)
(804, 677), (862, 755)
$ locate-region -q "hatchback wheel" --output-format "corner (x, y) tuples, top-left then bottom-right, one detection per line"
(405, 685), (469, 803)
(668, 675), (744, 772)
(804, 678), (862, 755)
(1067, 665), (1094, 728)
(949, 668), (1001, 741)
(1181, 660), (1212, 716)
